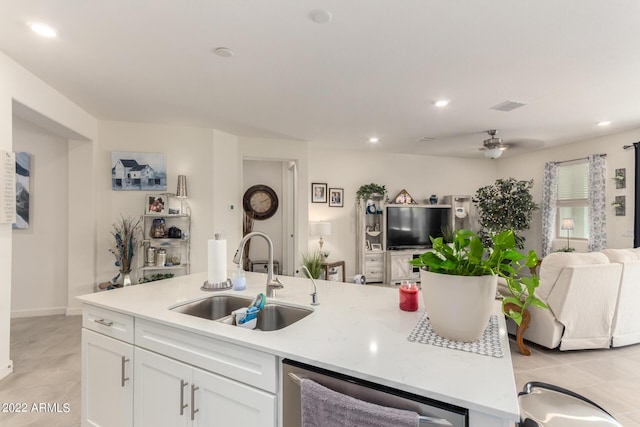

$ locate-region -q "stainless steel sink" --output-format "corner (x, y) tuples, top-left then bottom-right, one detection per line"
(170, 295), (313, 331)
(171, 295), (254, 320)
(255, 304), (313, 331)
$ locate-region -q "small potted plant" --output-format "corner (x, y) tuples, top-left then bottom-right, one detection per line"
(409, 229), (547, 342)
(301, 249), (324, 280)
(355, 183), (388, 208)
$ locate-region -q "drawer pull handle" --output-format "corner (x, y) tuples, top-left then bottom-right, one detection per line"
(94, 318), (113, 327)
(190, 384), (199, 420)
(180, 380), (188, 415)
(121, 356), (130, 387)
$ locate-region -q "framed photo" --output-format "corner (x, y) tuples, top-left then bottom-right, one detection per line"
(167, 196), (182, 215)
(311, 183), (327, 203)
(371, 243), (382, 251)
(329, 188), (344, 207)
(147, 194), (166, 214)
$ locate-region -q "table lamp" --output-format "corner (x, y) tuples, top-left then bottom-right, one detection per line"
(309, 221), (331, 249)
(561, 218), (575, 250)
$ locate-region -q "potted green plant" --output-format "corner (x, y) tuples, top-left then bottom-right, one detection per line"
(473, 178), (538, 249)
(301, 249), (324, 280)
(409, 229), (547, 342)
(355, 183), (388, 207)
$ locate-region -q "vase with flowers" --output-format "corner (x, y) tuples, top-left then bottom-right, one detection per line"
(109, 216), (142, 287)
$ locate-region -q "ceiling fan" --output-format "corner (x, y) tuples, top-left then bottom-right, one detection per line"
(479, 129), (508, 159)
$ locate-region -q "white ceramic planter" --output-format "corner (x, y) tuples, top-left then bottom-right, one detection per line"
(420, 269), (498, 342)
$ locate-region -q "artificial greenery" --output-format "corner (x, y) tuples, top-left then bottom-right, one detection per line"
(355, 183), (388, 207)
(440, 225), (456, 244)
(301, 249), (324, 279)
(473, 178), (538, 249)
(408, 229), (547, 326)
(109, 215), (142, 272)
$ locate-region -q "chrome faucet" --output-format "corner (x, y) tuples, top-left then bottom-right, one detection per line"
(233, 231), (284, 298)
(297, 265), (319, 306)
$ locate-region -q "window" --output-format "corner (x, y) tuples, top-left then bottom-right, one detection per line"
(557, 161), (588, 239)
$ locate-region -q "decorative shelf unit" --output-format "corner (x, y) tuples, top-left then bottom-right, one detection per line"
(138, 213), (191, 283)
(356, 195), (385, 284)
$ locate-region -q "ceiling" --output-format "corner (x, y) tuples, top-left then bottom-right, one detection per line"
(2, 1), (640, 158)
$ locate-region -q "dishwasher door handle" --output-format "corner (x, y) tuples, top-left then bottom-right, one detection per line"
(287, 373), (453, 426)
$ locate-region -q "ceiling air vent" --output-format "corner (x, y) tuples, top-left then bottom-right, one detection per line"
(490, 100), (526, 112)
(417, 136), (436, 142)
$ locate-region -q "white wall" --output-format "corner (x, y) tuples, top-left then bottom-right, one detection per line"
(11, 116), (69, 317)
(308, 148), (499, 277)
(0, 51), (97, 381)
(498, 128), (640, 255)
(95, 121), (220, 283)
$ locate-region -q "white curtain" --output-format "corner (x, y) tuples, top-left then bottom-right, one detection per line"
(588, 154), (607, 251)
(541, 162), (558, 257)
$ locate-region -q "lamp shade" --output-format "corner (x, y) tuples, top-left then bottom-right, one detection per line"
(561, 218), (575, 231)
(176, 175), (188, 198)
(484, 148), (503, 159)
(309, 221), (331, 237)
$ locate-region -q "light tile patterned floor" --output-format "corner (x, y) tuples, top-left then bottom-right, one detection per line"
(511, 338), (640, 426)
(1, 314), (639, 426)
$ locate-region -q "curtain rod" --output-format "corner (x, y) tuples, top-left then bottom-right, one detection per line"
(623, 142), (640, 150)
(552, 154), (607, 165)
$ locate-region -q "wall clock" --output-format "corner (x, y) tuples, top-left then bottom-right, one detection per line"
(243, 185), (279, 220)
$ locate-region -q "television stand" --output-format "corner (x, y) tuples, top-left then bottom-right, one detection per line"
(385, 249), (428, 286)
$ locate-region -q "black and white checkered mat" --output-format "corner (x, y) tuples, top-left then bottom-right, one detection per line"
(407, 314), (504, 358)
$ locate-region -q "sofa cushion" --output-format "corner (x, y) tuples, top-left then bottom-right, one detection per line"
(602, 248), (640, 262)
(537, 252), (610, 300)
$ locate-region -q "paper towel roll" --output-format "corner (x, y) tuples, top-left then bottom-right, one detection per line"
(208, 239), (227, 284)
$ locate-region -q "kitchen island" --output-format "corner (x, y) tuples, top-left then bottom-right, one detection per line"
(78, 271), (520, 427)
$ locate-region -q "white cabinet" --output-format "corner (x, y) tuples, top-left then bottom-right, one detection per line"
(386, 250), (423, 286)
(81, 330), (133, 427)
(356, 195), (386, 284)
(134, 344), (276, 427)
(139, 213), (191, 283)
(82, 304), (277, 427)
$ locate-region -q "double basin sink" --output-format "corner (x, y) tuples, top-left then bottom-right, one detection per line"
(170, 294), (313, 331)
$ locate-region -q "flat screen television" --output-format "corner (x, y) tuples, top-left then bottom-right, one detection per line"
(386, 206), (449, 250)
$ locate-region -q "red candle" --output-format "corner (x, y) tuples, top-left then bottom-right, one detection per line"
(399, 282), (419, 311)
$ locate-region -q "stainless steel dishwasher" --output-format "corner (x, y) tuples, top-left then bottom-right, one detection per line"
(282, 359), (468, 427)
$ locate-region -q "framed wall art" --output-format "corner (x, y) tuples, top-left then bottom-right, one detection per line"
(329, 188), (344, 207)
(112, 151), (167, 191)
(311, 183), (327, 203)
(147, 194), (166, 214)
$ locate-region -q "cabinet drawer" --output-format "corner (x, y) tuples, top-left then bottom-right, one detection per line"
(366, 272), (384, 282)
(83, 305), (134, 344)
(365, 253), (384, 263)
(135, 319), (277, 393)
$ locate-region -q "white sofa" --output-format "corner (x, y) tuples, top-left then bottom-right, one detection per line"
(601, 248), (640, 347)
(509, 252), (624, 351)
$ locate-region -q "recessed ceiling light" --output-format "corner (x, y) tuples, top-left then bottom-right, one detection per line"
(369, 137), (379, 143)
(434, 100), (449, 107)
(597, 120), (611, 126)
(310, 9), (332, 24)
(213, 47), (234, 58)
(30, 23), (57, 38)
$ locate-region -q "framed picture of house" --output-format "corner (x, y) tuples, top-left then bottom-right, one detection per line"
(311, 183), (327, 203)
(111, 151), (167, 191)
(147, 194), (166, 214)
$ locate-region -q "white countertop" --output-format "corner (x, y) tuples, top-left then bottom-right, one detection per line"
(77, 271), (520, 422)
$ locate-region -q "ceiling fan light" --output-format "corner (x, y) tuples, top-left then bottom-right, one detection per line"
(484, 148), (503, 159)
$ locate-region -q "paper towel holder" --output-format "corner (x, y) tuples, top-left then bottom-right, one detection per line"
(201, 278), (233, 291)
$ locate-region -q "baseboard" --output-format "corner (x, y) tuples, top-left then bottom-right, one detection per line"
(11, 307), (67, 318)
(66, 307), (83, 316)
(0, 360), (13, 381)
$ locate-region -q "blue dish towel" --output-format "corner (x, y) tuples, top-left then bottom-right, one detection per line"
(300, 378), (419, 427)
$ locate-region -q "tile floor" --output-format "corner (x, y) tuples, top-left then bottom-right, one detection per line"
(1, 314), (639, 426)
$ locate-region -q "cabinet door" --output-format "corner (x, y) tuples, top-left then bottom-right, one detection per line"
(193, 367), (276, 427)
(82, 329), (133, 427)
(134, 348), (192, 427)
(390, 255), (413, 280)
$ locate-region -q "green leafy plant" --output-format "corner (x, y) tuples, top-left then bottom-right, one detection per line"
(473, 178), (538, 249)
(301, 249), (324, 279)
(355, 183), (388, 207)
(440, 225), (456, 244)
(409, 229), (547, 326)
